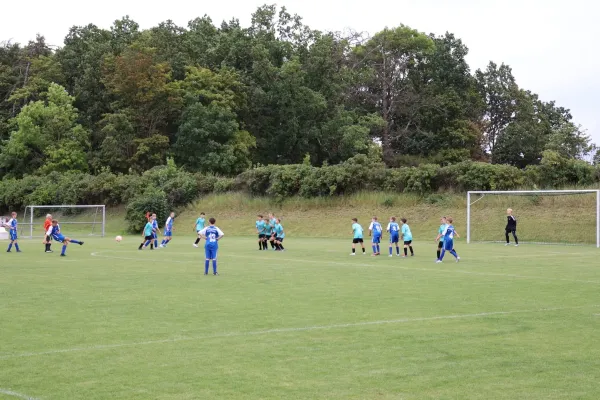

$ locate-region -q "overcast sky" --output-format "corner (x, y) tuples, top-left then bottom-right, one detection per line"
(2, 0), (599, 143)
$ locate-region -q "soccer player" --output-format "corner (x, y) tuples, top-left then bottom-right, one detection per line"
(193, 213), (206, 247)
(256, 215), (266, 250)
(274, 218), (285, 251)
(151, 214), (161, 248)
(350, 218), (366, 255)
(368, 216), (382, 256)
(5, 212), (21, 253)
(436, 217), (460, 263)
(387, 216), (400, 257)
(505, 208), (519, 246)
(160, 212), (175, 248)
(401, 218), (414, 257)
(198, 217), (224, 275)
(262, 217), (272, 249)
(46, 219), (84, 257)
(268, 213), (277, 250)
(138, 218), (155, 250)
(436, 217), (447, 260)
(43, 214), (53, 253)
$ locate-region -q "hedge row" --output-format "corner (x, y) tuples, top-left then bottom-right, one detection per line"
(0, 152), (598, 231)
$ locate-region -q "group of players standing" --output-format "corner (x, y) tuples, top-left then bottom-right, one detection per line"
(255, 214), (286, 251)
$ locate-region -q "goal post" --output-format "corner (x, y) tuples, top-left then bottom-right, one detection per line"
(466, 190), (600, 248)
(20, 205), (106, 239)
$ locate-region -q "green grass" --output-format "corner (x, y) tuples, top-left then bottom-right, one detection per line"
(2, 236), (600, 399)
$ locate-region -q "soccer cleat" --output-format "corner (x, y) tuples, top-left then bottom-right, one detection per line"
(515, 244), (519, 247)
(45, 250), (53, 253)
(411, 254), (414, 257)
(6, 250), (10, 253)
(401, 255), (407, 258)
(159, 244), (164, 248)
(505, 243), (509, 246)
(350, 253), (356, 256)
(435, 260), (442, 263)
(389, 255), (393, 257)
(60, 254), (66, 257)
(16, 250), (22, 253)
(456, 257), (461, 263)
(193, 244), (198, 248)
(204, 273), (208, 276)
(79, 242), (84, 246)
(213, 273), (219, 276)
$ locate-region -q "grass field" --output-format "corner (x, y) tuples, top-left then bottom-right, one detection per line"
(2, 235), (600, 399)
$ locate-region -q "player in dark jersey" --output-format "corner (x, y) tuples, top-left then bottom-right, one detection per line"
(505, 208), (518, 247)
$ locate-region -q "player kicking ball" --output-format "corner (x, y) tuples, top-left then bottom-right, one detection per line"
(46, 220), (84, 257)
(198, 217), (224, 275)
(435, 217), (460, 263)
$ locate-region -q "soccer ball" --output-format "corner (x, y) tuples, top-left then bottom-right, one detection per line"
(115, 235), (123, 242)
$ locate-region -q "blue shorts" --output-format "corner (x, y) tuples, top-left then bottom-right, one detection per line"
(389, 234), (399, 243)
(152, 232), (158, 239)
(164, 230), (172, 237)
(52, 234), (65, 243)
(444, 239), (454, 251)
(9, 231), (17, 241)
(205, 246), (218, 259)
(372, 236), (381, 244)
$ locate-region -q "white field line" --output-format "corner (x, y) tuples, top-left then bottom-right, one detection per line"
(0, 305), (596, 361)
(0, 388), (40, 400)
(89, 251), (600, 285)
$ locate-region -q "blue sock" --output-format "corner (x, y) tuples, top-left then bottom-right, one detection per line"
(204, 260), (209, 274)
(388, 246), (392, 255)
(396, 246), (400, 255)
(61, 245), (67, 255)
(71, 239), (80, 244)
(144, 240), (151, 247)
(154, 239), (158, 247)
(372, 245), (377, 253)
(450, 250), (458, 258)
(15, 244), (20, 251)
(212, 259), (217, 274)
(439, 249), (446, 261)
(376, 244), (380, 253)
(161, 240), (166, 245)
(7, 243), (12, 251)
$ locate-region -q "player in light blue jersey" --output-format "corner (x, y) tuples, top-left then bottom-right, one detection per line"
(387, 216), (400, 256)
(199, 217), (224, 275)
(46, 219), (84, 256)
(160, 212), (175, 248)
(274, 218), (285, 251)
(193, 212), (206, 247)
(256, 215), (267, 250)
(368, 216), (383, 256)
(400, 218), (414, 257)
(436, 217), (448, 260)
(350, 218), (365, 255)
(5, 212), (21, 253)
(151, 214), (161, 248)
(268, 213), (277, 250)
(138, 220), (155, 250)
(435, 217), (460, 263)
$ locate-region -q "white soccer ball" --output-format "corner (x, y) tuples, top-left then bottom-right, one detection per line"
(115, 235), (123, 242)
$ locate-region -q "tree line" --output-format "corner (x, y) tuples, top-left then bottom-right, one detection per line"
(0, 5), (595, 180)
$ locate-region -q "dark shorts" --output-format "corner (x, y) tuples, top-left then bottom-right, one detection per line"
(352, 238), (364, 244)
(144, 235), (153, 241)
(404, 240), (412, 245)
(276, 237), (284, 242)
(506, 228), (517, 233)
(437, 241), (444, 249)
(258, 234), (266, 239)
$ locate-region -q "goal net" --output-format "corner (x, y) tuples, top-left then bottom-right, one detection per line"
(19, 205), (106, 239)
(467, 190), (600, 247)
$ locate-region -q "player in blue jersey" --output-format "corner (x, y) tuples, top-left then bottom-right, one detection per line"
(5, 212), (21, 253)
(387, 216), (400, 257)
(436, 217), (447, 260)
(193, 212), (206, 247)
(256, 215), (267, 250)
(138, 219), (155, 250)
(160, 212), (175, 248)
(150, 214), (161, 248)
(368, 216), (383, 256)
(350, 218), (365, 255)
(435, 217), (460, 263)
(46, 220), (84, 256)
(198, 217), (224, 275)
(274, 218), (285, 251)
(268, 213), (277, 250)
(400, 218), (414, 257)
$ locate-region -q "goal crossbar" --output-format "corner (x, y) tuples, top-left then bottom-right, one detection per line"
(21, 205), (106, 238)
(467, 190), (600, 248)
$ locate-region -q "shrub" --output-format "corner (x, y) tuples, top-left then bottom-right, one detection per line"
(125, 187), (170, 233)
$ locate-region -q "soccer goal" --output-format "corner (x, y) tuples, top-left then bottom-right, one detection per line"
(466, 190), (600, 247)
(20, 205), (106, 239)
